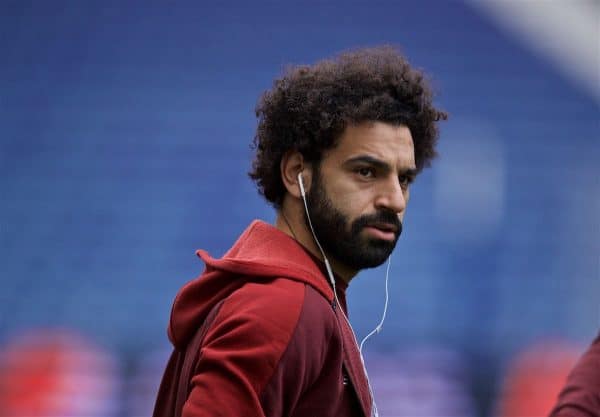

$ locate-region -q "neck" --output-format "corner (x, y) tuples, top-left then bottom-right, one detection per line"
(275, 203), (357, 283)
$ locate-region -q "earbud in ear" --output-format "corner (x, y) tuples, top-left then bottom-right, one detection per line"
(297, 172), (306, 197)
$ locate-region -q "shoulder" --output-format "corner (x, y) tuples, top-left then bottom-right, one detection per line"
(201, 278), (338, 394)
(214, 278), (338, 337)
(208, 278), (340, 361)
(219, 279), (337, 333)
(206, 278), (310, 362)
(217, 278), (306, 329)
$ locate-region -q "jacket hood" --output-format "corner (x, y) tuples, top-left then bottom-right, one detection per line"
(168, 220), (335, 349)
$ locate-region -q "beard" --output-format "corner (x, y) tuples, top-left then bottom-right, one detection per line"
(305, 171), (402, 271)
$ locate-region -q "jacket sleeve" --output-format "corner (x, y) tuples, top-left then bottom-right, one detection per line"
(550, 333), (600, 417)
(181, 279), (317, 417)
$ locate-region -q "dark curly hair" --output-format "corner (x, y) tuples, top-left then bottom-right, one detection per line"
(249, 46), (447, 208)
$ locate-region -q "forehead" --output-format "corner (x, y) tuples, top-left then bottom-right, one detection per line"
(325, 121), (415, 168)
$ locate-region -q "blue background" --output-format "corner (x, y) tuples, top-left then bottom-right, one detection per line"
(1, 1), (598, 415)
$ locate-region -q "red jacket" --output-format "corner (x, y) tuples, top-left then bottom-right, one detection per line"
(550, 333), (600, 417)
(165, 220), (372, 417)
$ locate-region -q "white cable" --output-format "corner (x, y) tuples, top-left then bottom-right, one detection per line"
(298, 175), (384, 417)
(333, 286), (381, 417)
(359, 255), (391, 353)
(298, 173), (335, 287)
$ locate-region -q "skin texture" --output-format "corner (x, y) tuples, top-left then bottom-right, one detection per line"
(303, 163), (404, 272)
(277, 120), (416, 282)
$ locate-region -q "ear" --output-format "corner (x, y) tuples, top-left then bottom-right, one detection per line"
(280, 150), (312, 199)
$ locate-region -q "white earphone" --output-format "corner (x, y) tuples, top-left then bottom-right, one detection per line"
(297, 171), (334, 287)
(297, 172), (306, 197)
(295, 169), (387, 417)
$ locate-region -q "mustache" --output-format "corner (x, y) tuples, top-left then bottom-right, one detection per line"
(352, 210), (403, 236)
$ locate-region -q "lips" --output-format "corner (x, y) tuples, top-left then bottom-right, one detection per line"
(363, 223), (398, 241)
(368, 222), (398, 234)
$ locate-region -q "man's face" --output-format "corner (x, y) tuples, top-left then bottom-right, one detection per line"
(305, 121), (416, 271)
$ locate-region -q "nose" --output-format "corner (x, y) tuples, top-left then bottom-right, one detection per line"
(374, 178), (407, 216)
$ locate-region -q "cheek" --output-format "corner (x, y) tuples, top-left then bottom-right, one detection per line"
(339, 190), (378, 219)
(323, 175), (377, 216)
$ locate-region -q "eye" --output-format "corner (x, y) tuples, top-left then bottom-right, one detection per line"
(399, 175), (413, 189)
(357, 167), (375, 178)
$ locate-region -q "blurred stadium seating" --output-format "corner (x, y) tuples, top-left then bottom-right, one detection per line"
(1, 1), (598, 415)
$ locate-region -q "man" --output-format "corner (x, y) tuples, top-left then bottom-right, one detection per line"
(154, 46), (446, 417)
(550, 332), (600, 416)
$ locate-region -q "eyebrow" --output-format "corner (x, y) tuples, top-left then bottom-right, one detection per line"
(344, 155), (418, 177)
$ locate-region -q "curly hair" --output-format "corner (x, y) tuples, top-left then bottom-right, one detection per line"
(249, 46), (447, 208)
